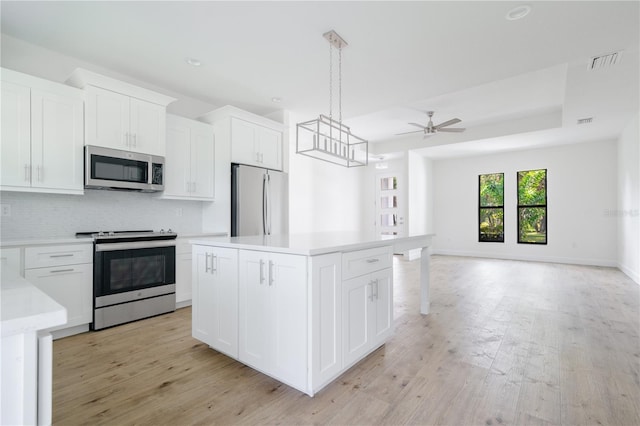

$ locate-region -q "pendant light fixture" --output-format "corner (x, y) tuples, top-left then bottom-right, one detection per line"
(296, 30), (368, 167)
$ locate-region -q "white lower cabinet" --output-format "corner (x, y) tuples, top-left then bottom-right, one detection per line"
(175, 239), (193, 305)
(24, 244), (93, 332)
(342, 268), (393, 367)
(238, 250), (307, 390)
(191, 244), (392, 396)
(192, 245), (238, 358)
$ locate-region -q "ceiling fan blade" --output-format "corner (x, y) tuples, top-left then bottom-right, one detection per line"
(395, 130), (425, 136)
(434, 118), (462, 129)
(437, 127), (466, 133)
(408, 122), (427, 129)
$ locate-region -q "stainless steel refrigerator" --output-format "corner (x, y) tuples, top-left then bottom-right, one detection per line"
(231, 163), (288, 236)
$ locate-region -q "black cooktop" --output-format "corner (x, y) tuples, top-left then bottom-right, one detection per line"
(76, 230), (177, 243)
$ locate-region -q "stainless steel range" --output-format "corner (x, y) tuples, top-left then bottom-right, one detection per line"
(76, 230), (177, 330)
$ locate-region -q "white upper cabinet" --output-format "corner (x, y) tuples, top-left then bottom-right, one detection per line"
(85, 86), (167, 156)
(200, 105), (284, 171)
(231, 117), (282, 170)
(66, 68), (175, 157)
(164, 114), (215, 200)
(1, 68), (84, 194)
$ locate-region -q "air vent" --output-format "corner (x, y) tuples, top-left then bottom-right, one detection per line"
(577, 117), (593, 125)
(588, 51), (622, 70)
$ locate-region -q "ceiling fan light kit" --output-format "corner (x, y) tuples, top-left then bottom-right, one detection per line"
(296, 30), (368, 168)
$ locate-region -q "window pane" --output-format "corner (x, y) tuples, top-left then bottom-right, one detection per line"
(380, 195), (397, 209)
(380, 176), (397, 191)
(380, 213), (397, 227)
(518, 207), (547, 244)
(479, 208), (504, 242)
(518, 169), (546, 205)
(479, 173), (504, 207)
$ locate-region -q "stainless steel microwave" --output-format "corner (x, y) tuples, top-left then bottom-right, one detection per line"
(85, 145), (165, 192)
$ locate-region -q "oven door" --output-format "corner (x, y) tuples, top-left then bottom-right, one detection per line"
(94, 241), (176, 299)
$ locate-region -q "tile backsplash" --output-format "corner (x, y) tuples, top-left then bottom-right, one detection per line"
(0, 190), (204, 240)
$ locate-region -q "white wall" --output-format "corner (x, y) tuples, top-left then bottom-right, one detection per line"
(431, 140), (618, 266)
(0, 190), (203, 240)
(617, 112), (640, 283)
(287, 113), (368, 234)
(407, 151), (432, 235)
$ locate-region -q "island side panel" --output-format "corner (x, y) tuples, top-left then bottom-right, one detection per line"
(309, 252), (342, 395)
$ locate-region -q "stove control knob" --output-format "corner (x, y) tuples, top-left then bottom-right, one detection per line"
(160, 229), (165, 234)
(108, 231), (115, 236)
(98, 231), (105, 237)
(167, 228), (173, 233)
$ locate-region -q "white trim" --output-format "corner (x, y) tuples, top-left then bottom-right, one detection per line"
(66, 68), (176, 106)
(431, 249), (618, 268)
(617, 262), (640, 285)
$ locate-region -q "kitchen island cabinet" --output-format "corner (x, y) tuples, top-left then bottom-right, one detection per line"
(191, 232), (433, 396)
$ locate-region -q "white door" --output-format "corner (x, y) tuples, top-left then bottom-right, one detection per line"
(192, 246), (215, 346)
(342, 274), (371, 367)
(30, 89), (84, 191)
(372, 268), (393, 343)
(239, 250), (270, 372)
(257, 126), (282, 170)
(375, 172), (405, 237)
(190, 123), (215, 199)
(130, 97), (165, 156)
(85, 85), (130, 150)
(1, 81), (31, 188)
(25, 263), (93, 331)
(270, 253), (307, 388)
(231, 118), (258, 166)
(210, 247), (239, 358)
(165, 117), (191, 197)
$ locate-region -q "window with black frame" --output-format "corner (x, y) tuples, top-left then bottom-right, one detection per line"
(517, 169), (547, 244)
(479, 173), (504, 242)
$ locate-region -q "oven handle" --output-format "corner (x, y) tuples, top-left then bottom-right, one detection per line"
(95, 240), (176, 252)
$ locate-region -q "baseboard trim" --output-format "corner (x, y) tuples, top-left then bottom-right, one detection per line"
(617, 262), (640, 285)
(430, 249), (617, 268)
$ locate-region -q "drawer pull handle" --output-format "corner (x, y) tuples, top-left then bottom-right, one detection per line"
(366, 258), (379, 263)
(50, 268), (74, 273)
(49, 254), (74, 258)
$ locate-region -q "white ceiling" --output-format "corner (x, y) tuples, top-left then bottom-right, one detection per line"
(1, 1), (638, 158)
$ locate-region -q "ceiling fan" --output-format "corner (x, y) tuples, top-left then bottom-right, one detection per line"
(397, 111), (466, 138)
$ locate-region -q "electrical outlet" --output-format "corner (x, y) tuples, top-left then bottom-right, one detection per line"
(1, 204), (11, 217)
(176, 208), (183, 217)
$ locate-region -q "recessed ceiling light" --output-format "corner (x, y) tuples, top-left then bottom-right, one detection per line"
(185, 58), (202, 67)
(505, 5), (531, 21)
(271, 97), (282, 103)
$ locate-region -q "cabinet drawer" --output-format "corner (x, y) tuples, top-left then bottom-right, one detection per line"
(25, 244), (92, 269)
(342, 246), (392, 281)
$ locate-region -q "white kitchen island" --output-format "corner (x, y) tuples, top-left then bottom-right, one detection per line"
(190, 232), (433, 396)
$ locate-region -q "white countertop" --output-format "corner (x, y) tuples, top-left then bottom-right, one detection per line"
(1, 232), (227, 247)
(190, 232), (434, 256)
(1, 268), (67, 337)
(0, 237), (93, 248)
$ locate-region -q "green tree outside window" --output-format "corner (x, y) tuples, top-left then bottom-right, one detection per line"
(517, 169), (547, 244)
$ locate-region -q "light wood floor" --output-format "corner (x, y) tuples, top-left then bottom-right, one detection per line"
(52, 255), (640, 425)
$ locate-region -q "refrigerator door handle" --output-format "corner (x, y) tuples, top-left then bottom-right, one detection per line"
(266, 174), (272, 235)
(262, 173), (268, 235)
